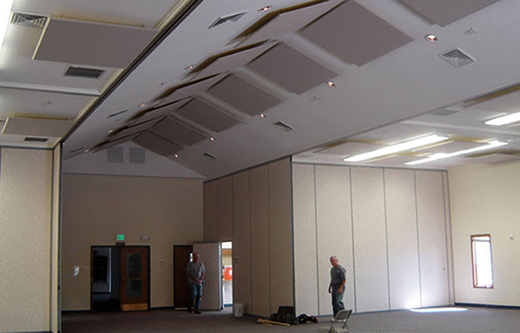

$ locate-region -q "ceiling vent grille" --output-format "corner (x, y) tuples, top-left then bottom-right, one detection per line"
(65, 66), (105, 79)
(439, 48), (475, 68)
(10, 12), (48, 28)
(209, 12), (247, 29)
(24, 137), (48, 142)
(202, 152), (217, 160)
(273, 120), (294, 132)
(107, 109), (128, 119)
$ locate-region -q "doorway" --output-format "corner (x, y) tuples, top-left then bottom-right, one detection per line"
(173, 245), (193, 309)
(91, 246), (150, 312)
(221, 242), (233, 307)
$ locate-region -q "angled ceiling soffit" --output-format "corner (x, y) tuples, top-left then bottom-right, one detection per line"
(34, 17), (158, 68)
(133, 131), (181, 156)
(187, 42), (276, 79)
(94, 133), (139, 152)
(399, 0), (501, 27)
(233, 0), (344, 47)
(301, 0), (413, 66)
(207, 74), (282, 116)
(109, 117), (163, 141)
(247, 43), (337, 94)
(173, 98), (239, 132)
(130, 98), (189, 125)
(150, 116), (206, 146)
(155, 74), (224, 106)
(2, 117), (74, 138)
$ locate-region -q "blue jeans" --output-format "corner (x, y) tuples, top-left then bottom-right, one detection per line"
(189, 283), (203, 311)
(331, 286), (345, 317)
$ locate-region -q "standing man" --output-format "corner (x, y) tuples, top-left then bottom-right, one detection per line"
(328, 255), (346, 317)
(186, 252), (205, 314)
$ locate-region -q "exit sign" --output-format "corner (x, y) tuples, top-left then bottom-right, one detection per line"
(116, 234), (125, 241)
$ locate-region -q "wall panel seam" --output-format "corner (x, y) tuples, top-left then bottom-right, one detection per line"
(248, 170), (254, 314)
(313, 164), (320, 315)
(413, 170), (423, 307)
(442, 171), (452, 304)
(267, 166), (272, 315)
(349, 167), (357, 313)
(382, 169), (391, 310)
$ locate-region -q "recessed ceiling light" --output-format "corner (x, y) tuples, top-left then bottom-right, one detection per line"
(425, 34), (438, 42)
(344, 134), (448, 162)
(185, 65), (195, 70)
(259, 113), (266, 118)
(139, 103), (146, 108)
(485, 112), (520, 126)
(174, 154), (179, 158)
(406, 140), (508, 165)
(107, 129), (114, 134)
(326, 81), (336, 87)
(259, 6), (272, 12)
(210, 137), (216, 142)
(84, 149), (90, 153)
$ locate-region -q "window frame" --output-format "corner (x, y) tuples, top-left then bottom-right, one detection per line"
(470, 234), (494, 289)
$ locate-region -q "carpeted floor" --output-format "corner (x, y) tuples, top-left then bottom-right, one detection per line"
(62, 306), (520, 333)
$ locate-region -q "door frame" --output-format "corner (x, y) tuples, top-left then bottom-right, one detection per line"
(119, 245), (151, 311)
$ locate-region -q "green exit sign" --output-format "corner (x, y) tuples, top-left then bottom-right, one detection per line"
(116, 234), (125, 241)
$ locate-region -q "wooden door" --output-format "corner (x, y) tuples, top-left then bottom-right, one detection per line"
(120, 246), (149, 311)
(174, 245), (193, 308)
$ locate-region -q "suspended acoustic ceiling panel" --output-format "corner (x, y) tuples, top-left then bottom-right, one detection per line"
(247, 43), (337, 94)
(133, 131), (181, 156)
(301, 1), (412, 66)
(157, 74), (224, 107)
(207, 74), (282, 116)
(2, 117), (73, 137)
(192, 43), (276, 79)
(414, 140), (484, 154)
(131, 98), (189, 124)
(150, 117), (206, 146)
(33, 17), (158, 68)
(316, 141), (385, 156)
(468, 153), (520, 164)
(175, 98), (239, 132)
(111, 117), (162, 141)
(95, 133), (139, 152)
(236, 0), (344, 47)
(399, 0), (501, 27)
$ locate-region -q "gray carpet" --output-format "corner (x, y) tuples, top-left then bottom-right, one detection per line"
(62, 306), (520, 333)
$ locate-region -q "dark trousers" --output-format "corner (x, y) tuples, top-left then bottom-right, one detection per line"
(331, 286), (345, 317)
(188, 283), (203, 311)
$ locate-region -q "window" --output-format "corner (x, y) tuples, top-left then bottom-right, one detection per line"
(471, 234), (494, 288)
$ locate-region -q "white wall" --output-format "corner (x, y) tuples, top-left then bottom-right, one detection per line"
(449, 162), (520, 306)
(293, 164), (453, 315)
(61, 173), (204, 310)
(0, 148), (54, 332)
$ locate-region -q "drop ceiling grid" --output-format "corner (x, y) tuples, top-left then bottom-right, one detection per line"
(207, 74), (282, 116)
(247, 43), (337, 94)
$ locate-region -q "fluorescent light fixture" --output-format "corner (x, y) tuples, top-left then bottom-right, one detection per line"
(485, 112), (520, 126)
(406, 140), (508, 165)
(410, 307), (467, 313)
(344, 134), (448, 162)
(0, 0), (13, 55)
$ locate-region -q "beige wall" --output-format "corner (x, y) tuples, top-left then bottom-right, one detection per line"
(293, 164), (453, 315)
(204, 158), (294, 317)
(0, 148), (54, 332)
(61, 174), (203, 310)
(449, 162), (520, 306)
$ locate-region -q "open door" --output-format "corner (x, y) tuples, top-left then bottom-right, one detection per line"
(173, 245), (193, 309)
(193, 242), (222, 311)
(120, 246), (149, 311)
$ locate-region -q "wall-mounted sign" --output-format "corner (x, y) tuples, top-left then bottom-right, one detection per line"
(116, 234), (125, 246)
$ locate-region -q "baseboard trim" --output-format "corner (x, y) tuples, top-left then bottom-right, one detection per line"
(455, 302), (520, 310)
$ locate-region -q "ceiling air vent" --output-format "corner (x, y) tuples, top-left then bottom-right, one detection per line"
(65, 66), (105, 79)
(10, 12), (48, 28)
(273, 120), (294, 132)
(24, 137), (48, 142)
(202, 152), (217, 160)
(107, 109), (128, 119)
(439, 48), (475, 68)
(209, 12), (247, 29)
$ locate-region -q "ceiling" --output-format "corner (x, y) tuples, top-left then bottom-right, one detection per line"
(3, 0), (520, 179)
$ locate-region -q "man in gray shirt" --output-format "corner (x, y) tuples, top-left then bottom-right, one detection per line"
(328, 255), (346, 317)
(186, 252), (205, 314)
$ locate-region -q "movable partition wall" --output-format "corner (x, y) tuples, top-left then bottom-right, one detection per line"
(203, 159), (454, 317)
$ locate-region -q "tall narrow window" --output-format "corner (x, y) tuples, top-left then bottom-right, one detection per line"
(471, 234), (494, 288)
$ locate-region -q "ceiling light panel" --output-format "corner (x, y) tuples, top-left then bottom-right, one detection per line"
(207, 74), (282, 116)
(156, 74), (224, 107)
(485, 112), (520, 126)
(399, 0), (501, 27)
(468, 153), (520, 164)
(110, 117), (162, 141)
(175, 98), (239, 132)
(150, 117), (206, 146)
(236, 0), (344, 47)
(192, 43), (276, 79)
(413, 140), (484, 154)
(2, 117), (73, 137)
(34, 17), (158, 68)
(301, 1), (412, 66)
(131, 99), (189, 124)
(247, 43), (337, 94)
(133, 131), (181, 156)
